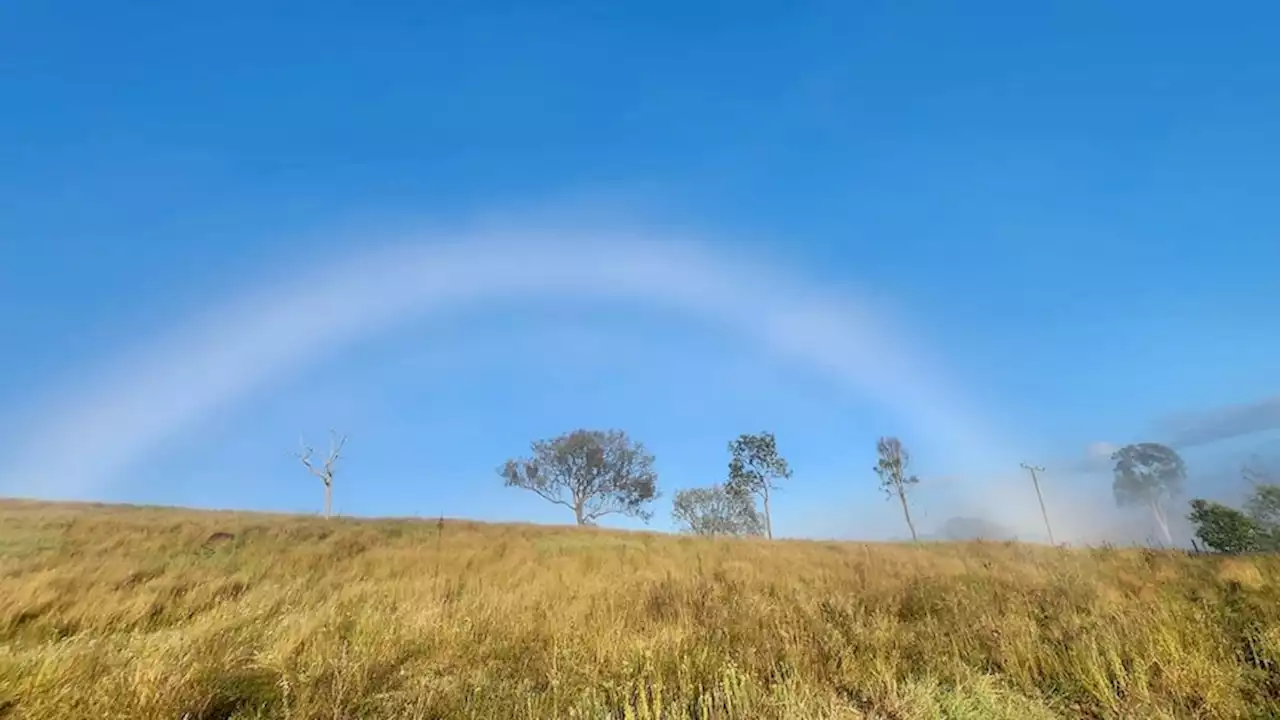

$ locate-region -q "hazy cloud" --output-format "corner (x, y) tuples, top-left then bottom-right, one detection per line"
(1062, 396), (1280, 477)
(1161, 396), (1280, 450)
(1085, 441), (1118, 460)
(1055, 440), (1117, 475)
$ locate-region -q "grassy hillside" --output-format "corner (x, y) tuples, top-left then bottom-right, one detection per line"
(1, 500), (1278, 719)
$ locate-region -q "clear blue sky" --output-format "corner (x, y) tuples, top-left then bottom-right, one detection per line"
(2, 2), (1278, 540)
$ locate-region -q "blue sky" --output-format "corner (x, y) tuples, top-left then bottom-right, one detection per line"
(2, 2), (1278, 540)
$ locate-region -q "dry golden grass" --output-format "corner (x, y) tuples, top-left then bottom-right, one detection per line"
(1, 499), (1279, 719)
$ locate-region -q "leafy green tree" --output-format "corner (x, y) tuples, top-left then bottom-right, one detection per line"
(1187, 499), (1265, 554)
(671, 484), (765, 537)
(874, 436), (920, 541)
(726, 432), (791, 540)
(1111, 442), (1186, 545)
(499, 429), (659, 526)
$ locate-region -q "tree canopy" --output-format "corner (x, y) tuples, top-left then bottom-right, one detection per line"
(1188, 481), (1280, 554)
(874, 436), (920, 541)
(671, 484), (764, 537)
(1111, 442), (1186, 544)
(726, 431), (791, 539)
(1188, 499), (1266, 554)
(499, 429), (659, 526)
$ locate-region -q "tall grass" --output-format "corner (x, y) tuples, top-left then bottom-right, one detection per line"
(1, 498), (1278, 719)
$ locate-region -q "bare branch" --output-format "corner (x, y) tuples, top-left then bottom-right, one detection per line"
(296, 440), (321, 478)
(297, 431), (345, 519)
(325, 430), (347, 478)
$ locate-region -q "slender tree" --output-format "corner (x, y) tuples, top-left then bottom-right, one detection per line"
(726, 431), (791, 540)
(671, 484), (765, 537)
(1111, 442), (1185, 545)
(499, 429), (659, 526)
(297, 430), (345, 519)
(874, 436), (920, 541)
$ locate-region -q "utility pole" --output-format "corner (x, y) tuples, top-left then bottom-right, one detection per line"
(1020, 462), (1056, 546)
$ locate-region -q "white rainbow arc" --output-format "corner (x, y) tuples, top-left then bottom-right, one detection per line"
(0, 227), (1061, 538)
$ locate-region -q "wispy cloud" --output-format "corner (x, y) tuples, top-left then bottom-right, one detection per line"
(1060, 397), (1280, 476)
(1058, 440), (1120, 474)
(1161, 396), (1280, 450)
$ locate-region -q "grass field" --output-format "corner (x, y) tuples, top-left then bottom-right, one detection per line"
(1, 500), (1278, 719)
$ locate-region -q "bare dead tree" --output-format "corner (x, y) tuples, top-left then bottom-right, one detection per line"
(297, 430), (346, 519)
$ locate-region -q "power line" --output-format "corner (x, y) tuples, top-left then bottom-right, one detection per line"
(1020, 462), (1056, 546)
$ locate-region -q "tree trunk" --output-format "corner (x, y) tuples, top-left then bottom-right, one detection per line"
(573, 501), (585, 526)
(761, 485), (773, 540)
(1151, 499), (1172, 546)
(898, 486), (918, 541)
(324, 482), (332, 520)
